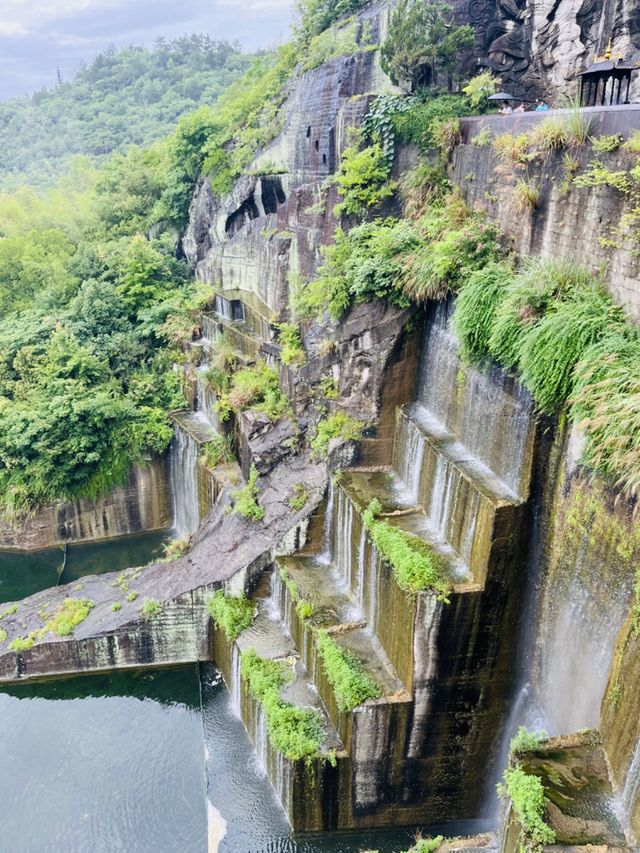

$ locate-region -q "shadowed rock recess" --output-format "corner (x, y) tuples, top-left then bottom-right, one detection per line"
(2, 0), (640, 849)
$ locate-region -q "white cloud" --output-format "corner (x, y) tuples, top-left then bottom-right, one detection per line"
(0, 0), (128, 35)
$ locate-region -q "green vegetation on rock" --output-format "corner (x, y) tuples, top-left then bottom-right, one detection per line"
(311, 413), (364, 458)
(230, 465), (265, 521)
(8, 597), (94, 651)
(362, 499), (450, 598)
(333, 138), (396, 217)
(217, 361), (288, 422)
(140, 598), (164, 619)
(207, 590), (255, 640)
(240, 648), (325, 761)
(498, 767), (556, 852)
(510, 726), (547, 756)
(315, 628), (381, 710)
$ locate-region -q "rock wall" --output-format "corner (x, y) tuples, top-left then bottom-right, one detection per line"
(455, 0), (640, 103)
(0, 459), (171, 551)
(183, 1), (396, 315)
(451, 107), (640, 321)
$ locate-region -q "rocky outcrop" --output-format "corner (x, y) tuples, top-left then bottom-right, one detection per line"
(0, 459), (171, 551)
(183, 1), (395, 315)
(457, 0), (640, 103)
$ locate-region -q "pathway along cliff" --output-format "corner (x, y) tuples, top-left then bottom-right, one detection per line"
(2, 0), (640, 851)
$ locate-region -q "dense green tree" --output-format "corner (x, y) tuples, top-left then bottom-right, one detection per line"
(381, 0), (474, 91)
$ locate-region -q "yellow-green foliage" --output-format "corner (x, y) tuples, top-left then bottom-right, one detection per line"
(240, 648), (324, 761)
(161, 536), (190, 561)
(276, 322), (306, 366)
(207, 589), (255, 640)
(202, 433), (235, 468)
(200, 44), (298, 195)
(573, 162), (632, 193)
(217, 360), (288, 422)
(0, 628), (6, 644)
(510, 726), (547, 755)
(311, 412), (364, 458)
(140, 597), (163, 619)
(493, 133), (534, 166)
(0, 604), (18, 620)
(315, 628), (381, 710)
(592, 134), (623, 153)
(230, 464), (265, 521)
(333, 140), (396, 217)
(288, 482), (309, 511)
(530, 117), (569, 151)
(497, 767), (555, 852)
(302, 17), (371, 71)
(362, 498), (450, 598)
(8, 597), (94, 651)
(409, 838), (445, 853)
(513, 179), (540, 211)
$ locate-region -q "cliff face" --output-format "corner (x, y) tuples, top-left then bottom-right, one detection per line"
(183, 0), (395, 315)
(455, 0), (640, 103)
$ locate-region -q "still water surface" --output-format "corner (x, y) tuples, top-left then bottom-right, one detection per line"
(0, 530), (170, 603)
(0, 663), (488, 853)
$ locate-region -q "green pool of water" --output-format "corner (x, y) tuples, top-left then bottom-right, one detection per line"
(0, 664), (489, 852)
(0, 530), (170, 604)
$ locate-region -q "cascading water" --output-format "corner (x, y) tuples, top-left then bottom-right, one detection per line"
(416, 300), (534, 499)
(169, 425), (201, 537)
(195, 365), (220, 430)
(622, 738), (640, 826)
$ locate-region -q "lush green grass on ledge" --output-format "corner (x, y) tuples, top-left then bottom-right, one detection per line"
(207, 590), (255, 640)
(315, 628), (381, 710)
(362, 498), (450, 598)
(240, 648), (327, 762)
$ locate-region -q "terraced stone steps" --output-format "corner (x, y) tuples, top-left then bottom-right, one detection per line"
(273, 555), (410, 751)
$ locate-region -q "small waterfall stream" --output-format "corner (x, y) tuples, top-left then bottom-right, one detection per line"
(169, 425), (201, 537)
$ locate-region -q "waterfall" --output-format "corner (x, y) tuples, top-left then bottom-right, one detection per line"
(201, 313), (219, 343)
(169, 424), (201, 537)
(622, 738), (640, 821)
(196, 365), (220, 430)
(416, 300), (534, 499)
(392, 414), (426, 505)
(230, 644), (242, 713)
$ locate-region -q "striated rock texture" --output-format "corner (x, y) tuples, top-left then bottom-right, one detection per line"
(451, 108), (640, 321)
(183, 0), (395, 315)
(0, 459), (171, 551)
(456, 0), (640, 103)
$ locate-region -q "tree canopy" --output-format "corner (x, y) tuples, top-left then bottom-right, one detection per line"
(381, 0), (474, 91)
(0, 36), (254, 190)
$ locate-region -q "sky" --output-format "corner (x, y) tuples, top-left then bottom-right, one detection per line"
(0, 0), (295, 100)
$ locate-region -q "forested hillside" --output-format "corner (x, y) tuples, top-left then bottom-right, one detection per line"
(0, 36), (254, 189)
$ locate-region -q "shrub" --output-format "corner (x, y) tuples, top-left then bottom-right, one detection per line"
(572, 330), (640, 499)
(592, 134), (623, 153)
(127, 590), (139, 602)
(207, 589), (255, 640)
(111, 602), (122, 612)
(230, 464), (265, 521)
(530, 117), (568, 150)
(623, 130), (640, 154)
(202, 433), (235, 468)
(362, 499), (450, 597)
(497, 767), (555, 852)
(510, 726), (547, 755)
(241, 647), (324, 761)
(315, 628), (381, 710)
(471, 127), (493, 147)
(392, 95), (471, 150)
(399, 161), (449, 218)
(141, 597), (163, 619)
(276, 322), (306, 366)
(430, 117), (461, 156)
(217, 360), (288, 422)
(289, 482), (309, 511)
(517, 284), (621, 413)
(513, 179), (540, 211)
(488, 258), (593, 370)
(410, 838), (445, 853)
(573, 162), (632, 193)
(454, 262), (514, 362)
(296, 600), (314, 621)
(333, 140), (396, 217)
(493, 133), (533, 166)
(162, 537), (190, 561)
(462, 72), (498, 112)
(311, 412), (364, 458)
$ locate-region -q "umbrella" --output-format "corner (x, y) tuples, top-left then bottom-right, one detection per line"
(488, 92), (517, 101)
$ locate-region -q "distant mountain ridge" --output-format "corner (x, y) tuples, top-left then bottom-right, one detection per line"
(0, 35), (256, 190)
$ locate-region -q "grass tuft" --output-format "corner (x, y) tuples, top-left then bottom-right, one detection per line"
(207, 589), (255, 640)
(315, 629), (381, 711)
(230, 464), (265, 521)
